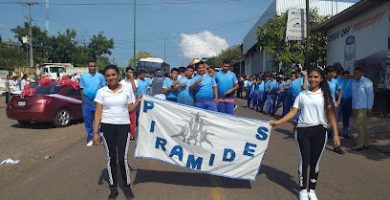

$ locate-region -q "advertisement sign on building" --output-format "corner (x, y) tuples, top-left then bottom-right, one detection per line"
(285, 8), (306, 41)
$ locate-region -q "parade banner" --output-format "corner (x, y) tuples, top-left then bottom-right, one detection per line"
(135, 96), (271, 181)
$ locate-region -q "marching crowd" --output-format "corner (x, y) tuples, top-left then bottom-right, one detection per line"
(3, 59), (375, 200)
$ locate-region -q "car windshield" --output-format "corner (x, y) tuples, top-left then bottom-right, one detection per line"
(49, 67), (65, 73)
(36, 85), (61, 95)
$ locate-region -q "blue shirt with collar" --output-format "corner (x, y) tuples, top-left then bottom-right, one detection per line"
(352, 76), (374, 109)
(80, 72), (106, 101)
(136, 78), (150, 97)
(177, 76), (194, 105)
(163, 78), (178, 99)
(291, 77), (304, 97)
(266, 80), (278, 95)
(190, 74), (217, 101)
(214, 70), (238, 99)
(328, 78), (340, 99)
(338, 77), (353, 100)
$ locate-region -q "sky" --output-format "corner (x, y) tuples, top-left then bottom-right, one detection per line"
(0, 0), (273, 67)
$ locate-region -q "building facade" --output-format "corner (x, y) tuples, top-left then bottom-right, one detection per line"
(242, 0), (357, 75)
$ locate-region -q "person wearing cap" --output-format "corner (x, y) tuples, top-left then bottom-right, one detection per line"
(215, 60), (239, 114)
(120, 67), (138, 141)
(272, 74), (286, 117)
(190, 61), (218, 111)
(162, 68), (180, 102)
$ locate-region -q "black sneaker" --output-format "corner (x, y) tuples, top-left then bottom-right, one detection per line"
(108, 187), (118, 200)
(334, 146), (345, 154)
(124, 186), (135, 200)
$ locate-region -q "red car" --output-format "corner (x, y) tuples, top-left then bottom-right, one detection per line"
(6, 83), (83, 127)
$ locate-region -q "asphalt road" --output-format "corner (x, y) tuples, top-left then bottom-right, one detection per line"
(0, 98), (389, 200)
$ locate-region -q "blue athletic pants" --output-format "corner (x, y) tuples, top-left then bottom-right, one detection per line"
(82, 100), (96, 141)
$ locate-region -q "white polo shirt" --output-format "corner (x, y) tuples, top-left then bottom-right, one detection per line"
(120, 79), (138, 93)
(293, 88), (328, 128)
(94, 85), (135, 125)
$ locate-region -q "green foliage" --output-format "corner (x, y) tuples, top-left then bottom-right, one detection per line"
(256, 10), (329, 74)
(1, 23), (114, 68)
(0, 41), (27, 68)
(206, 45), (241, 67)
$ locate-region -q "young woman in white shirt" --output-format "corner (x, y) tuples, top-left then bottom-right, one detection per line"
(270, 67), (341, 200)
(93, 65), (141, 200)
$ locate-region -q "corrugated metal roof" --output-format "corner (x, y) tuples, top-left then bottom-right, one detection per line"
(315, 0), (386, 31)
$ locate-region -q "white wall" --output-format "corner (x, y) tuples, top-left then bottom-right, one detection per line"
(326, 2), (390, 72)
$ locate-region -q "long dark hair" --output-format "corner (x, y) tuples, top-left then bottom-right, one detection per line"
(308, 67), (335, 112)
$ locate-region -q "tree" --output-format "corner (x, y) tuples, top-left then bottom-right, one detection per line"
(0, 41), (27, 68)
(128, 51), (154, 68)
(88, 32), (114, 60)
(206, 45), (242, 67)
(256, 10), (329, 74)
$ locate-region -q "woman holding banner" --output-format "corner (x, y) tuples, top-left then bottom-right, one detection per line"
(93, 65), (141, 200)
(270, 67), (341, 200)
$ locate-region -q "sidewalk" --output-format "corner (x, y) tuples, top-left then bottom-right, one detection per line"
(348, 114), (390, 155)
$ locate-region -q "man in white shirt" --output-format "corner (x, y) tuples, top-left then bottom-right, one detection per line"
(120, 67), (138, 141)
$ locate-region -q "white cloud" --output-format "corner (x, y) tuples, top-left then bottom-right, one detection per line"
(179, 30), (229, 60)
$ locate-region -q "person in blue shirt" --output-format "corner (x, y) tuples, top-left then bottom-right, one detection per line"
(135, 70), (150, 126)
(135, 70), (150, 97)
(272, 74), (286, 117)
(175, 65), (195, 106)
(326, 66), (343, 139)
(259, 74), (270, 113)
(245, 76), (254, 108)
(265, 74), (278, 115)
(249, 76), (259, 110)
(337, 71), (353, 138)
(189, 61), (218, 111)
(79, 61), (106, 146)
(351, 67), (374, 151)
(284, 72), (298, 117)
(256, 76), (265, 112)
(162, 68), (180, 102)
(215, 60), (239, 114)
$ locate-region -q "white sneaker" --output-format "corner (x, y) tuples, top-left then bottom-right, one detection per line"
(86, 140), (93, 147)
(299, 189), (309, 200)
(308, 190), (318, 200)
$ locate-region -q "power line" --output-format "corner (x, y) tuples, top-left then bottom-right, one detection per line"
(0, 0), (244, 6)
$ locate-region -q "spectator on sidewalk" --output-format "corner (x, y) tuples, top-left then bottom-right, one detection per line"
(4, 75), (11, 104)
(337, 71), (353, 138)
(272, 74), (286, 117)
(80, 61), (106, 147)
(351, 67), (374, 151)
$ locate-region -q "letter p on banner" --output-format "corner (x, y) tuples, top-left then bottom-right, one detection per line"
(135, 95), (272, 181)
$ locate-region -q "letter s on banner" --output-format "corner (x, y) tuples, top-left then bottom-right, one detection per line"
(256, 127), (269, 141)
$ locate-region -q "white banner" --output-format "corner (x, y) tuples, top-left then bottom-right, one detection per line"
(286, 8), (306, 42)
(135, 96), (271, 181)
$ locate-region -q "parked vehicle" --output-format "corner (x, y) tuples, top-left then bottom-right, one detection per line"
(6, 83), (83, 127)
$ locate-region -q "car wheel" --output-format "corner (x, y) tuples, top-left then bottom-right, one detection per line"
(54, 109), (71, 127)
(17, 120), (31, 126)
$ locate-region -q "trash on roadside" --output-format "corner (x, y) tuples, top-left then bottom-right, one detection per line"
(44, 155), (52, 160)
(0, 158), (20, 165)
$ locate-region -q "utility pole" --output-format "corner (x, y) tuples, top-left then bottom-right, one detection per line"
(46, 0), (49, 34)
(304, 0), (310, 69)
(133, 0), (137, 69)
(20, 1), (38, 67)
(163, 38), (166, 61)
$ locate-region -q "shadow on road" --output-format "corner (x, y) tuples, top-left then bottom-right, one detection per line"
(131, 168), (252, 189)
(258, 164), (299, 195)
(273, 128), (295, 140)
